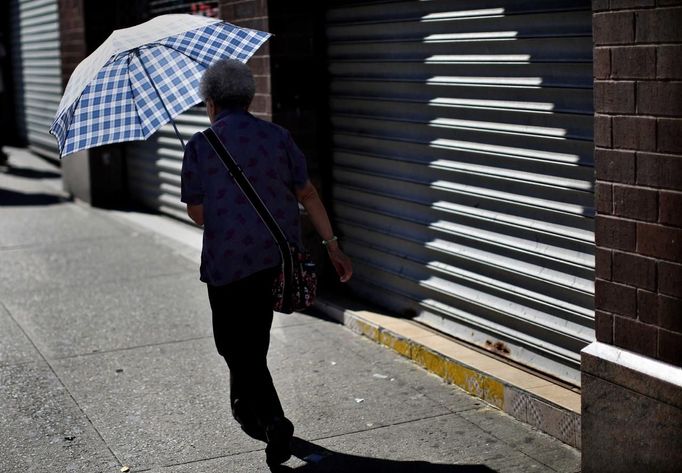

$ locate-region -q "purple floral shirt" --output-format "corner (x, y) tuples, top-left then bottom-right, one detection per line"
(180, 108), (309, 286)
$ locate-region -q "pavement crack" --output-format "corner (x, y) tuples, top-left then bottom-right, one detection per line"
(128, 413), (460, 472)
(306, 411), (458, 443)
(0, 300), (124, 467)
(134, 446), (268, 472)
(51, 334), (214, 361)
(457, 408), (573, 472)
(0, 233), (124, 253)
(2, 269), (195, 297)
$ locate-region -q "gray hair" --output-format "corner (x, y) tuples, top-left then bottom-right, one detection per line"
(199, 59), (255, 108)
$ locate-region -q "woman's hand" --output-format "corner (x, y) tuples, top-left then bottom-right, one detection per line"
(327, 243), (353, 283)
(295, 180), (353, 282)
(186, 204), (204, 226)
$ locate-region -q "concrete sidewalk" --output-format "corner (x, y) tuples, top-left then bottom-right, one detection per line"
(0, 148), (580, 472)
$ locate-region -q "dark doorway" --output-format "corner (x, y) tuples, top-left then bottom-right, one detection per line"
(1, 1), (21, 147)
(267, 3), (330, 202)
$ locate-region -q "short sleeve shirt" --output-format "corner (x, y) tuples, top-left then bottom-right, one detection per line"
(180, 108), (309, 286)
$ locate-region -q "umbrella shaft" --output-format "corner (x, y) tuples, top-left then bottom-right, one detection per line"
(135, 49), (186, 151)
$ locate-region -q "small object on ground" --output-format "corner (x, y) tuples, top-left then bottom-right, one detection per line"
(373, 373), (388, 379)
(115, 368), (124, 373)
(354, 398), (364, 403)
(303, 453), (327, 463)
(120, 467), (130, 473)
(330, 361), (337, 365)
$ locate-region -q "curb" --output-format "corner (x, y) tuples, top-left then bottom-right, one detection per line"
(314, 297), (582, 450)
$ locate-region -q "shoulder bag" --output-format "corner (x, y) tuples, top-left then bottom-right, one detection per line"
(202, 127), (317, 314)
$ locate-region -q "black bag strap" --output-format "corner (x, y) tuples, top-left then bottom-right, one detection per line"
(201, 127), (294, 279)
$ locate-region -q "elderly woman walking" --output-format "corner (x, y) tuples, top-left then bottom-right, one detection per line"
(180, 59), (352, 466)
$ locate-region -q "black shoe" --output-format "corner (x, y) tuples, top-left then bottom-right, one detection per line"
(241, 422), (267, 442)
(265, 417), (294, 466)
(232, 399), (267, 441)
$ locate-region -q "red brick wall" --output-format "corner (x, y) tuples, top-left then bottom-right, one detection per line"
(220, 0), (271, 120)
(593, 0), (682, 366)
(57, 0), (87, 89)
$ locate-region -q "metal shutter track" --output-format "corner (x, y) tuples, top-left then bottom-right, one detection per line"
(10, 0), (62, 159)
(327, 0), (594, 385)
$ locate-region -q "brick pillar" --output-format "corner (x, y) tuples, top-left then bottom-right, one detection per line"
(57, 0), (87, 89)
(582, 1), (682, 471)
(220, 0), (271, 120)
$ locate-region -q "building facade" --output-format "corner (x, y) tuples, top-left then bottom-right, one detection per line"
(3, 0), (681, 467)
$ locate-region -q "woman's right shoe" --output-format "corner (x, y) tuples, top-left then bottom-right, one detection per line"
(265, 417), (294, 466)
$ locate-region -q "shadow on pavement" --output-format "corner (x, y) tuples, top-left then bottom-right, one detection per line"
(0, 188), (67, 206)
(272, 437), (498, 473)
(3, 164), (61, 179)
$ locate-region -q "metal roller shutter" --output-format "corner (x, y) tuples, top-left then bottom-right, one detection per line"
(9, 0), (62, 159)
(327, 0), (594, 385)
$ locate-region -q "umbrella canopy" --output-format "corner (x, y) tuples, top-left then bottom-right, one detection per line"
(50, 14), (270, 157)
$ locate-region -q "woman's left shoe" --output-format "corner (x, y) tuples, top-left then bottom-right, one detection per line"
(265, 417), (294, 466)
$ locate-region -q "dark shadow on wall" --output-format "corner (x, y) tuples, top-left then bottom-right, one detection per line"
(4, 2), (26, 146)
(271, 437), (498, 473)
(267, 2), (335, 285)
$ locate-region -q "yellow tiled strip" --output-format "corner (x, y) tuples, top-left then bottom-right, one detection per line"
(315, 300), (581, 449)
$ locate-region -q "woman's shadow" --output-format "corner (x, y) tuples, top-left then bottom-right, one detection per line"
(271, 437), (498, 473)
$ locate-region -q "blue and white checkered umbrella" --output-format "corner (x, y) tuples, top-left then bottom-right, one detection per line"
(50, 14), (270, 157)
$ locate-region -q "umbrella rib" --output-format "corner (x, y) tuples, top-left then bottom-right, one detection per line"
(125, 54), (150, 143)
(53, 98), (80, 158)
(134, 48), (186, 150)
(156, 26), (271, 70)
(60, 102), (80, 157)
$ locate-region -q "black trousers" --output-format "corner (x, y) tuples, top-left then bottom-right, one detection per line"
(207, 266), (286, 435)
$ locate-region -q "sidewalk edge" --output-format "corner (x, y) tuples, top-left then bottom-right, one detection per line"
(314, 297), (582, 450)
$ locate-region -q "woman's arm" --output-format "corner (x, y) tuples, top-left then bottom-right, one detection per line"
(295, 180), (352, 283)
(187, 204), (204, 226)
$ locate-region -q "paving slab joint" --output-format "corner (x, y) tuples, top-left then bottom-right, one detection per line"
(313, 297), (582, 449)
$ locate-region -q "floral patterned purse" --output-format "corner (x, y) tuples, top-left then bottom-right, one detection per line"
(203, 128), (317, 314)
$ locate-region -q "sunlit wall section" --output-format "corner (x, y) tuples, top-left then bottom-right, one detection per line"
(327, 0), (594, 385)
